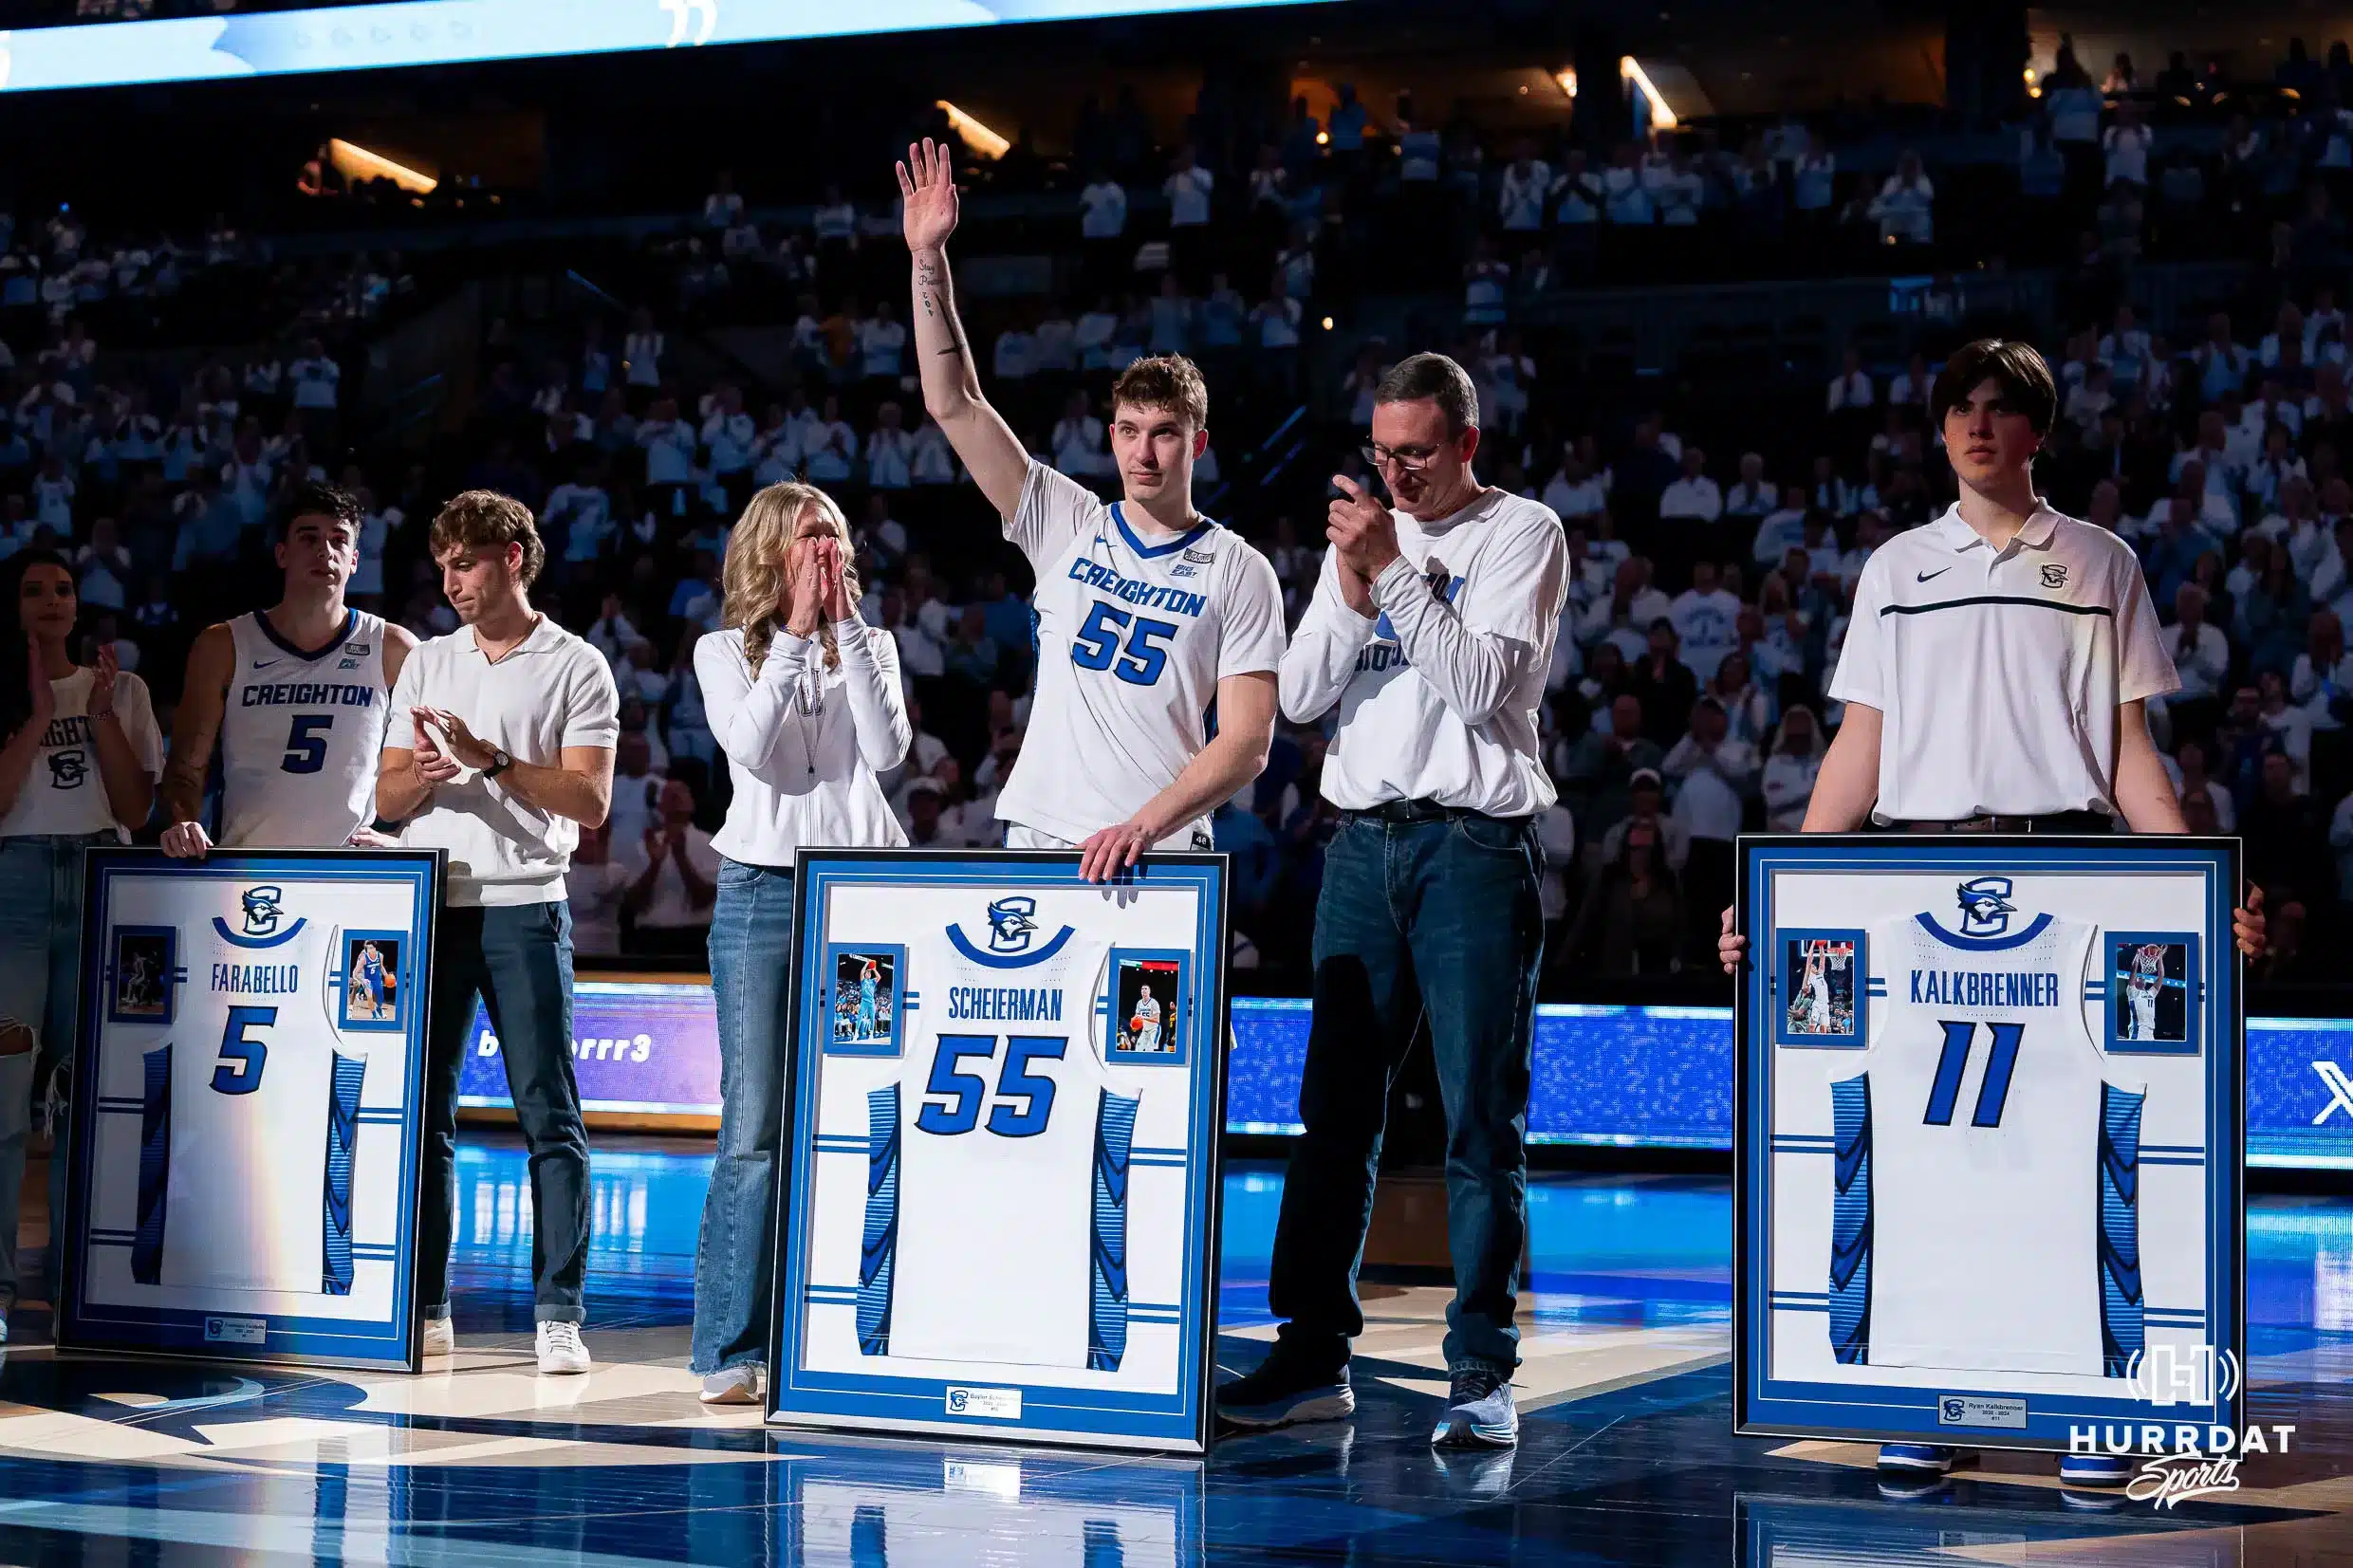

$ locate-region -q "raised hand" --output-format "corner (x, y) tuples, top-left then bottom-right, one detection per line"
(897, 138), (960, 254)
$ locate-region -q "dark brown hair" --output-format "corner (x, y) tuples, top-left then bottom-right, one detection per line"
(1374, 351), (1479, 434)
(429, 489), (545, 586)
(1930, 339), (2059, 437)
(1110, 355), (1210, 432)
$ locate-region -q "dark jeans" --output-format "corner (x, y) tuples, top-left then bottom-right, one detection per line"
(418, 900), (590, 1323)
(1268, 811), (1546, 1377)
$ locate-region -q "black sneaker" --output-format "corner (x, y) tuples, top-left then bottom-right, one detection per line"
(1215, 1349), (1354, 1430)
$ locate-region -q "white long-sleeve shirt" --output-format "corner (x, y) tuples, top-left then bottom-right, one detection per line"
(695, 620), (911, 867)
(1280, 488), (1567, 816)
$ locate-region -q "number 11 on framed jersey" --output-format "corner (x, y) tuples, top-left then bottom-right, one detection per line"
(770, 850), (1231, 1452)
(62, 848), (441, 1372)
(1733, 835), (2244, 1454)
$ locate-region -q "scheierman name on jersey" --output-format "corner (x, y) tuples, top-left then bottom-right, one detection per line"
(213, 963), (303, 995)
(1910, 968), (2062, 1007)
(947, 985), (1065, 1022)
(238, 680), (378, 709)
(1065, 559), (1209, 618)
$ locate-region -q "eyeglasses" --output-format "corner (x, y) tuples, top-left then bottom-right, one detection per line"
(1361, 441), (1443, 472)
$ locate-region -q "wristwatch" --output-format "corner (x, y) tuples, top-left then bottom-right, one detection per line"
(483, 747), (513, 780)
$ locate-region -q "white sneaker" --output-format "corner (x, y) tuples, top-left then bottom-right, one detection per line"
(536, 1319), (590, 1374)
(420, 1319), (454, 1357)
(698, 1364), (762, 1405)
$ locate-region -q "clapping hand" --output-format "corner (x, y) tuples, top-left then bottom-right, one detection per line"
(88, 641), (118, 720)
(411, 709), (463, 785)
(818, 538), (855, 622)
(1326, 474), (1400, 582)
(787, 542), (829, 637)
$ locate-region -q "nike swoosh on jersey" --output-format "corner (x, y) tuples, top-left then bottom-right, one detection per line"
(250, 659), (283, 670)
(1916, 567), (1954, 582)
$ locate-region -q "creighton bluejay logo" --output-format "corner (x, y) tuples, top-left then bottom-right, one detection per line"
(241, 886), (287, 936)
(1955, 876), (2017, 937)
(985, 895), (1039, 954)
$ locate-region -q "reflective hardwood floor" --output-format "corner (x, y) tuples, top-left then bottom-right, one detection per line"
(0, 1143), (2344, 1565)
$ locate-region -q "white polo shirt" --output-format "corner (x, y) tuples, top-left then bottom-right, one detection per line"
(1830, 503), (2177, 822)
(390, 614), (621, 907)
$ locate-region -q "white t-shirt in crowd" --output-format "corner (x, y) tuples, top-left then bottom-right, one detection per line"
(564, 858), (634, 956)
(390, 614), (621, 906)
(1830, 504), (2178, 821)
(1165, 167), (1214, 228)
(622, 824), (722, 930)
(0, 667), (162, 840)
(1280, 487), (1569, 817)
(1080, 182), (1129, 239)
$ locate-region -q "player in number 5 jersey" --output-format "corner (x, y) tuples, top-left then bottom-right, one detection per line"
(160, 484), (417, 856)
(899, 138), (1285, 880)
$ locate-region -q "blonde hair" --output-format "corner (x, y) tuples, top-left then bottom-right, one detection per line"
(723, 483), (862, 675)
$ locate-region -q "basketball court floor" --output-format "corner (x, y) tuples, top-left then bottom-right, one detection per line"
(0, 1139), (2345, 1565)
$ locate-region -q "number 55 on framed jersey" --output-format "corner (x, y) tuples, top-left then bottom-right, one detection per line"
(1734, 836), (2243, 1453)
(61, 848), (442, 1372)
(769, 851), (1231, 1452)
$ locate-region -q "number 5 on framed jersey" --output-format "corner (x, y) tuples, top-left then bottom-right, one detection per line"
(770, 850), (1231, 1452)
(61, 847), (442, 1372)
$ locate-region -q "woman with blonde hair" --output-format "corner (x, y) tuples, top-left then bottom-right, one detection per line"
(688, 481), (910, 1405)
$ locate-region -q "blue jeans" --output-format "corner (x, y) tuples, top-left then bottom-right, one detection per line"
(1267, 811), (1545, 1376)
(0, 832), (110, 1308)
(693, 858), (793, 1374)
(417, 900), (590, 1322)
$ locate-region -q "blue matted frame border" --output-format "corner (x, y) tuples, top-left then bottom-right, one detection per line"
(822, 940), (910, 1058)
(1107, 946), (1193, 1067)
(1770, 926), (1869, 1049)
(102, 923), (182, 1028)
(335, 927), (412, 1035)
(767, 849), (1229, 1453)
(2103, 928), (2203, 1058)
(60, 847), (443, 1373)
(1732, 834), (2245, 1452)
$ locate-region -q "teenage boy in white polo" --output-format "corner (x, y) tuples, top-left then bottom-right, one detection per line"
(377, 489), (619, 1375)
(1719, 339), (2264, 1489)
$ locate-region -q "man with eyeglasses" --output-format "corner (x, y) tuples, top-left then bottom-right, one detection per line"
(1216, 352), (1568, 1450)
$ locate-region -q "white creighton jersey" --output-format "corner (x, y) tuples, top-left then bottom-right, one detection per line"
(133, 895), (370, 1296)
(1280, 488), (1567, 817)
(1830, 505), (2177, 821)
(855, 895), (1139, 1370)
(995, 462), (1285, 844)
(220, 609), (392, 847)
(1828, 879), (2144, 1377)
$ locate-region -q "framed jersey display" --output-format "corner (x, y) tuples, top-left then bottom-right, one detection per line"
(61, 848), (442, 1371)
(768, 850), (1231, 1452)
(1733, 836), (2244, 1453)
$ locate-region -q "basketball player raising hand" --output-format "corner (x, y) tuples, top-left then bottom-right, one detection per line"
(161, 483), (415, 855)
(898, 138), (1286, 878)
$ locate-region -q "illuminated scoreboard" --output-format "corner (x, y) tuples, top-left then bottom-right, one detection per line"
(0, 0), (1340, 94)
